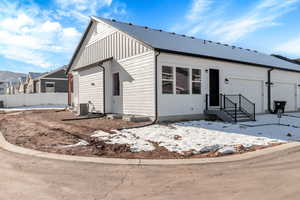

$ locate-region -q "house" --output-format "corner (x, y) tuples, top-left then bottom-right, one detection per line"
(5, 81), (20, 95)
(0, 82), (9, 95)
(18, 77), (27, 94)
(33, 66), (68, 93)
(66, 17), (300, 122)
(26, 72), (45, 93)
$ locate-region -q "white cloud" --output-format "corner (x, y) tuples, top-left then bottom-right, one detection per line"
(55, 0), (113, 22)
(275, 36), (300, 56)
(186, 0), (213, 22)
(0, 1), (82, 68)
(174, 0), (300, 43)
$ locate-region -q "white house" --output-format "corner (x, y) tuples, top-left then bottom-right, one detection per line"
(66, 17), (300, 122)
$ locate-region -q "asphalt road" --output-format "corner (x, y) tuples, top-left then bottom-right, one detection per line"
(1, 147), (300, 200)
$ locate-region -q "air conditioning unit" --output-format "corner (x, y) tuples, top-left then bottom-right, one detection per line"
(79, 103), (89, 116)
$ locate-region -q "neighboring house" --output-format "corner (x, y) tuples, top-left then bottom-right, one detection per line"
(33, 66), (68, 93)
(66, 17), (300, 122)
(4, 81), (19, 95)
(0, 82), (9, 95)
(18, 77), (27, 94)
(26, 72), (45, 93)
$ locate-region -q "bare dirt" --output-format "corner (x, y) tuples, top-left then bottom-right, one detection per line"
(0, 110), (281, 159)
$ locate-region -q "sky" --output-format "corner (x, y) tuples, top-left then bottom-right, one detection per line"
(0, 0), (300, 73)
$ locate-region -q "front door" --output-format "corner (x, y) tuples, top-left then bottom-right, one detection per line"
(209, 69), (220, 106)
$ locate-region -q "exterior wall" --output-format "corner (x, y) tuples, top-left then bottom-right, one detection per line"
(157, 52), (300, 118)
(72, 72), (79, 107)
(109, 51), (155, 116)
(40, 79), (68, 93)
(78, 66), (104, 113)
(72, 21), (151, 70)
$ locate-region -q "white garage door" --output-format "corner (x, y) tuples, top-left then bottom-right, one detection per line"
(226, 78), (264, 113)
(78, 66), (104, 113)
(272, 82), (296, 111)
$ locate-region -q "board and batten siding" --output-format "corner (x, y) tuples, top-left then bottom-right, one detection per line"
(73, 21), (152, 70)
(78, 67), (104, 113)
(111, 51), (155, 116)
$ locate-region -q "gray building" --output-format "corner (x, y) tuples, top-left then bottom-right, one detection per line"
(34, 66), (68, 93)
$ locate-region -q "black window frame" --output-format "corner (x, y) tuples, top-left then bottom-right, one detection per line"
(113, 72), (120, 96)
(162, 66), (174, 94)
(176, 67), (190, 94)
(192, 68), (201, 94)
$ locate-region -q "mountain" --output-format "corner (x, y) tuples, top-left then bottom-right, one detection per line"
(0, 70), (26, 83)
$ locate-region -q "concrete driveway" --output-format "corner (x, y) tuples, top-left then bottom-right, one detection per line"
(1, 147), (300, 200)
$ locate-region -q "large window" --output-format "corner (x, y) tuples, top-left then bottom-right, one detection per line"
(162, 66), (173, 94)
(192, 69), (201, 94)
(113, 72), (120, 96)
(176, 67), (189, 94)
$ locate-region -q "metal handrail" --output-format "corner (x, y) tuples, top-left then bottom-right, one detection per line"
(205, 93), (255, 122)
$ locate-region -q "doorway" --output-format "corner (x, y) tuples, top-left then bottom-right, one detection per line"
(209, 69), (220, 106)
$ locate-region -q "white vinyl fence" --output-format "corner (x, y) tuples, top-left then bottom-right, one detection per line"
(0, 93), (68, 108)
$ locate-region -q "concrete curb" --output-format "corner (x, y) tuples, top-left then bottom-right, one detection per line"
(1, 132), (300, 165)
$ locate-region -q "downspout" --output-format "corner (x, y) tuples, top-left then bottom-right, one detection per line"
(267, 68), (274, 113)
(153, 50), (161, 123)
(98, 63), (106, 115)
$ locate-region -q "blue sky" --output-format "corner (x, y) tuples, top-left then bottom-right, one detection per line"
(0, 0), (300, 73)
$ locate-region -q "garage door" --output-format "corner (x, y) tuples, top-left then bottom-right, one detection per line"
(78, 66), (104, 113)
(226, 78), (264, 113)
(272, 82), (296, 111)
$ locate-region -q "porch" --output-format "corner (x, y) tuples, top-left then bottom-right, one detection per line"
(205, 94), (256, 123)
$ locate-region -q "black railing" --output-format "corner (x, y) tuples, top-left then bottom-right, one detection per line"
(205, 93), (255, 122)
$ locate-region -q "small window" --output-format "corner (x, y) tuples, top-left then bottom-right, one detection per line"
(113, 73), (120, 96)
(162, 66), (173, 94)
(46, 82), (55, 88)
(192, 69), (201, 94)
(176, 67), (189, 94)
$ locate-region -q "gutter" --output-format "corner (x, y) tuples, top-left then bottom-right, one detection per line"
(267, 68), (274, 113)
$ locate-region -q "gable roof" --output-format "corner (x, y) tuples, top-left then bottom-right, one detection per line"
(35, 65), (67, 80)
(67, 17), (300, 73)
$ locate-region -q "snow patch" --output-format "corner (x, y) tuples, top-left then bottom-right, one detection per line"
(64, 139), (89, 148)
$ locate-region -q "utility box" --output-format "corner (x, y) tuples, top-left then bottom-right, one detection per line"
(79, 103), (89, 116)
(274, 101), (286, 114)
(0, 101), (3, 108)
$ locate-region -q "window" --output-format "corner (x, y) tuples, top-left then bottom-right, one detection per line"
(113, 72), (120, 96)
(176, 67), (189, 94)
(45, 82), (55, 88)
(162, 66), (173, 94)
(192, 69), (201, 94)
(45, 82), (55, 93)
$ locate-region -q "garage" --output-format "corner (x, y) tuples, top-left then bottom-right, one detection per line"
(226, 78), (264, 113)
(272, 82), (296, 111)
(78, 66), (104, 113)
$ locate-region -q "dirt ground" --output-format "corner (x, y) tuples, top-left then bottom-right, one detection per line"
(0, 110), (280, 159)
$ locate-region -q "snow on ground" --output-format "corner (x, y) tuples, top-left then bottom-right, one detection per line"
(0, 105), (66, 111)
(92, 113), (300, 155)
